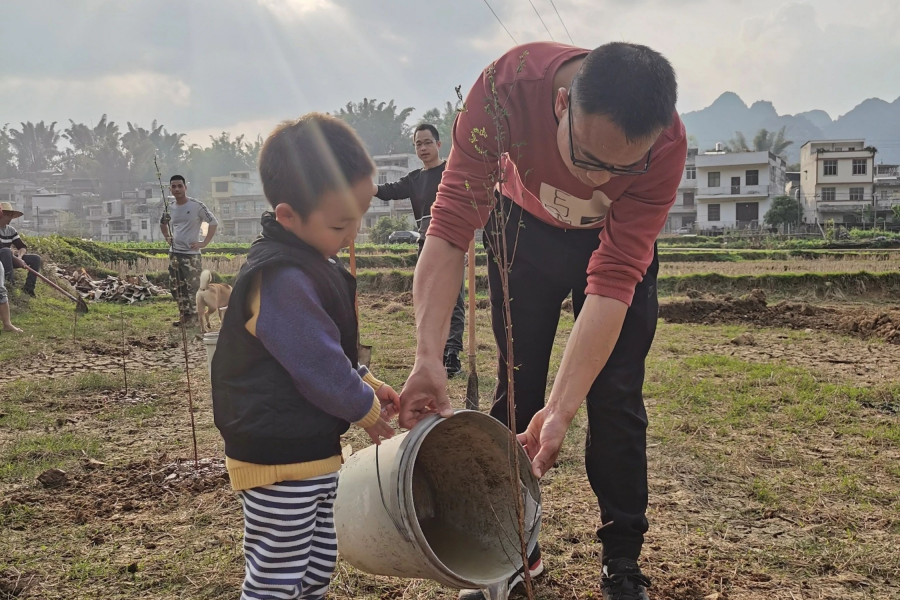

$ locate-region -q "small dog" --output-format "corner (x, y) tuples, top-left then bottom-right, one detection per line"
(196, 269), (232, 333)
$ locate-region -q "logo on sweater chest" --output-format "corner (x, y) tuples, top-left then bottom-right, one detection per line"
(538, 183), (612, 227)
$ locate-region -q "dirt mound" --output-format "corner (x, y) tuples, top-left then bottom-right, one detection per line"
(660, 289), (900, 345)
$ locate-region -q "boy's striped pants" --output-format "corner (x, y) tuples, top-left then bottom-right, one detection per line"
(237, 474), (339, 600)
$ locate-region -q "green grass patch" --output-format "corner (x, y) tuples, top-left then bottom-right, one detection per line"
(1, 291), (179, 361)
(0, 432), (103, 481)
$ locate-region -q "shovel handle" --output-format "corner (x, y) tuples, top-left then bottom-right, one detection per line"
(467, 238), (476, 358)
(349, 240), (359, 320)
(22, 264), (82, 304)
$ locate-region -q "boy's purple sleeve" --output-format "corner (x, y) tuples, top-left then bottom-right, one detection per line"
(255, 266), (375, 424)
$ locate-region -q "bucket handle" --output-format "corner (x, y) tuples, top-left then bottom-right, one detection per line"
(375, 444), (413, 543)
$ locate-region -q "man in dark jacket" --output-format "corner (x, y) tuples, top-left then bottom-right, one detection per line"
(373, 124), (465, 377)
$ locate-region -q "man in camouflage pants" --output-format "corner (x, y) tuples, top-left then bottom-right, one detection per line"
(160, 175), (218, 326)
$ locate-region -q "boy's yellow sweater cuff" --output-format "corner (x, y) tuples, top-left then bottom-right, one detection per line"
(354, 394), (382, 429)
(362, 371), (385, 391)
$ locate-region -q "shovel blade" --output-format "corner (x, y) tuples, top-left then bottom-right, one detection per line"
(357, 343), (372, 368)
(75, 298), (90, 314)
(465, 355), (479, 410)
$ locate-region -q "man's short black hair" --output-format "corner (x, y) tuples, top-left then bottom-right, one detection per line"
(414, 124), (439, 142)
(571, 42), (677, 143)
(170, 175), (186, 184)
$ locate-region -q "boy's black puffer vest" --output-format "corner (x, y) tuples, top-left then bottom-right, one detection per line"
(211, 213), (359, 465)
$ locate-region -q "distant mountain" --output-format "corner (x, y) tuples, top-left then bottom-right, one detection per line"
(681, 93), (900, 165)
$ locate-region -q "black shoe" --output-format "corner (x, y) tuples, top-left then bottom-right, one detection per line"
(601, 558), (650, 600)
(444, 351), (462, 378)
(457, 545), (543, 600)
(22, 287), (35, 298)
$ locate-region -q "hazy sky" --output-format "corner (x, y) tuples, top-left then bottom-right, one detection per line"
(2, 0), (899, 145)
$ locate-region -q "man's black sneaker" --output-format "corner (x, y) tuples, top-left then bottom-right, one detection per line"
(457, 545), (543, 600)
(22, 287), (35, 298)
(444, 351), (462, 378)
(601, 558), (650, 600)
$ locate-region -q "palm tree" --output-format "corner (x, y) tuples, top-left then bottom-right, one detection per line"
(419, 101), (460, 152)
(9, 121), (62, 172)
(726, 131), (750, 153)
(64, 114), (121, 155)
(727, 126), (793, 156)
(335, 98), (415, 155)
(122, 121), (186, 180)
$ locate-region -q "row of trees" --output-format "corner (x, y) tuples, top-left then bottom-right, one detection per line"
(0, 97), (459, 197)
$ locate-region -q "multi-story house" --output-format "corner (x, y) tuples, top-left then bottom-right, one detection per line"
(211, 171), (266, 240)
(666, 148), (698, 232)
(799, 139), (876, 224)
(211, 171), (263, 200)
(0, 179), (35, 214)
(30, 192), (75, 234)
(874, 164), (900, 221)
(217, 194), (269, 240)
(90, 186), (168, 242)
(695, 149), (786, 230)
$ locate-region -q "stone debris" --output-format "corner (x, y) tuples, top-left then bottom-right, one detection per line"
(53, 265), (168, 304)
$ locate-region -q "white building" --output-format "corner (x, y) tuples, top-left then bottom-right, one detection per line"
(695, 150), (786, 230)
(0, 179), (35, 213)
(799, 139), (876, 224)
(89, 187), (168, 242)
(363, 153), (422, 230)
(212, 171), (265, 240)
(874, 164), (900, 221)
(31, 193), (75, 234)
(211, 170), (263, 200)
(666, 148), (698, 232)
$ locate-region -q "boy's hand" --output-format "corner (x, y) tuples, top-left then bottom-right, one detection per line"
(375, 384), (401, 421)
(364, 417), (395, 446)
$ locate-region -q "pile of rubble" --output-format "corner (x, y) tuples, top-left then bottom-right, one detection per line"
(53, 266), (169, 304)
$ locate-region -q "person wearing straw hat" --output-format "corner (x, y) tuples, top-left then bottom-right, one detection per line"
(0, 202), (43, 298)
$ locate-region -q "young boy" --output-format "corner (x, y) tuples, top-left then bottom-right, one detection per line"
(212, 113), (400, 600)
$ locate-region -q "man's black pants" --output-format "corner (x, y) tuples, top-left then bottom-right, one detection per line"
(0, 248), (41, 292)
(485, 199), (658, 562)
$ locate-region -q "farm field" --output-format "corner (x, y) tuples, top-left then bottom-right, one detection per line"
(1, 239), (899, 600)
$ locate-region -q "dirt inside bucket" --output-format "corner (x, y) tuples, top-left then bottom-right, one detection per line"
(409, 416), (540, 585)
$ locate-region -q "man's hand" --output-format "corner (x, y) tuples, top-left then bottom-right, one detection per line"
(399, 358), (454, 429)
(371, 181), (379, 196)
(364, 417), (395, 446)
(12, 255), (27, 269)
(375, 384), (401, 420)
(516, 406), (574, 478)
(189, 241), (207, 251)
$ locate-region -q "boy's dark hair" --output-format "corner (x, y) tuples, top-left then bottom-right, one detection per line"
(571, 42), (677, 143)
(170, 175), (186, 184)
(259, 113), (374, 218)
(414, 123), (440, 142)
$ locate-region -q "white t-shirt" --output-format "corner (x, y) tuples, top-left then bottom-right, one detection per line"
(164, 198), (218, 255)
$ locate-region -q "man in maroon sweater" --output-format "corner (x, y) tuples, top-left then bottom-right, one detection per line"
(400, 42), (686, 600)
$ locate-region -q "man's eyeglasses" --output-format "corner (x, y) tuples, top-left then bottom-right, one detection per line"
(568, 89), (652, 176)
